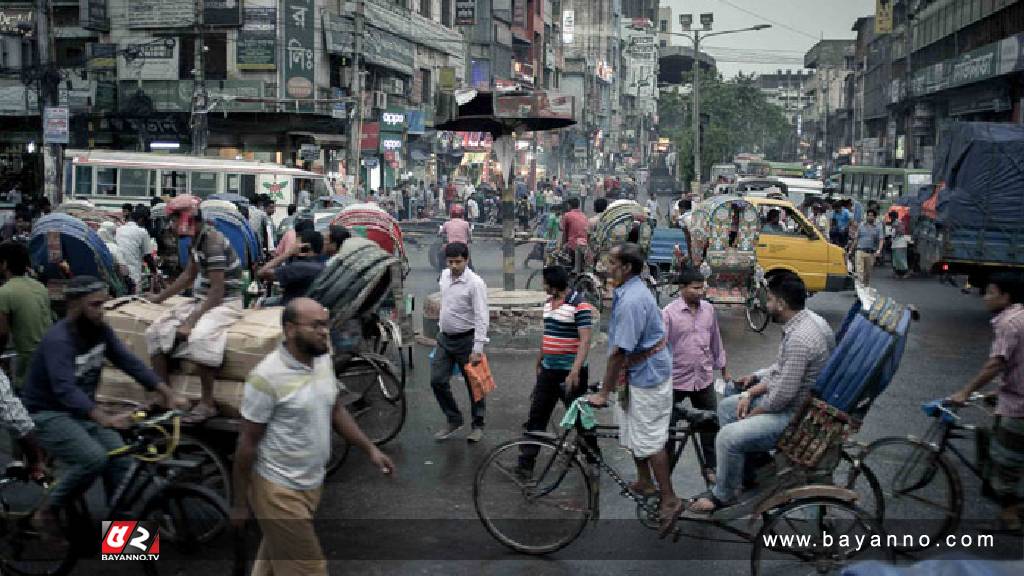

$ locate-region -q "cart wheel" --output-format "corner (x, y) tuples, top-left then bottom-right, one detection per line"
(325, 431), (352, 478)
(746, 284), (770, 333)
(751, 497), (890, 576)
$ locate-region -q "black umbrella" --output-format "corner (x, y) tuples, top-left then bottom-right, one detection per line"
(435, 90), (576, 290)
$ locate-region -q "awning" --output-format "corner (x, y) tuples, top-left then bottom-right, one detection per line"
(289, 131), (348, 145)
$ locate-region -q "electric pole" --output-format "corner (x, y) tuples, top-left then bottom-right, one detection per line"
(347, 0), (365, 193)
(36, 0), (62, 204)
(190, 0), (208, 155)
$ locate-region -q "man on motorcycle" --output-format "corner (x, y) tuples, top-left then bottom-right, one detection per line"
(145, 195), (244, 424)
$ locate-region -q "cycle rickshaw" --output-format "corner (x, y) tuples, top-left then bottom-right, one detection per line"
(682, 195), (771, 332)
(475, 288), (917, 574)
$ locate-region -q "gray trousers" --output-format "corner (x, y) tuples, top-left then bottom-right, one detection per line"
(430, 331), (486, 428)
(32, 411), (130, 508)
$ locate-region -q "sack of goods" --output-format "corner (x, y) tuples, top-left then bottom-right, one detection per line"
(306, 236), (399, 322)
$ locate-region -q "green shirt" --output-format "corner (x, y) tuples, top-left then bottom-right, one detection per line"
(0, 276), (53, 386)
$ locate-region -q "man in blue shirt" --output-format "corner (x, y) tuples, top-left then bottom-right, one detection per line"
(23, 276), (184, 529)
(588, 243), (680, 534)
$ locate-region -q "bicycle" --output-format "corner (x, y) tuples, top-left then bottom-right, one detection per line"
(475, 395), (887, 574)
(0, 409), (229, 576)
(845, 392), (997, 551)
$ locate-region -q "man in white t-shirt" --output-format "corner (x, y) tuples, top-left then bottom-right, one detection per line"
(116, 206), (160, 293)
(232, 298), (394, 575)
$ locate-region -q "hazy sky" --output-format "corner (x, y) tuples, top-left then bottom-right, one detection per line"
(661, 0), (877, 77)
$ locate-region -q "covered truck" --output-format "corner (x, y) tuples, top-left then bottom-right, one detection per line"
(915, 122), (1024, 287)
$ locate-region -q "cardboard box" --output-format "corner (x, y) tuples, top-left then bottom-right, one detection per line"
(98, 368), (246, 418)
(103, 296), (193, 366)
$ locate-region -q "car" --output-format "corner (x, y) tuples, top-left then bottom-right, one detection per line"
(745, 196), (854, 294)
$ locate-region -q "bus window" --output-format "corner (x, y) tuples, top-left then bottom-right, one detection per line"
(119, 169), (152, 197)
(161, 170), (188, 197)
(97, 168), (117, 195)
(74, 166), (92, 196)
(191, 172), (218, 198)
(227, 174), (256, 198)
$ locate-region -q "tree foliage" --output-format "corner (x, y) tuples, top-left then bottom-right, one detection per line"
(659, 72), (793, 184)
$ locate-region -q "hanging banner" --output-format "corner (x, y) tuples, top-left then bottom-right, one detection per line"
(283, 0), (315, 99)
(238, 7), (277, 70)
(360, 122), (380, 152)
(455, 0), (476, 26)
(438, 66), (456, 92)
(562, 10), (575, 44)
(875, 0), (893, 34)
(44, 107), (69, 144)
(379, 134), (403, 153)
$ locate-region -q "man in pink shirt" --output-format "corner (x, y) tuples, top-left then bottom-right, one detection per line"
(662, 266), (729, 485)
(441, 204), (471, 246)
(560, 197), (589, 272)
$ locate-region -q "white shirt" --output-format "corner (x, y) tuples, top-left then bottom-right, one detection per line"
(241, 345), (339, 490)
(439, 268), (490, 354)
(467, 198), (480, 219)
(115, 222), (154, 286)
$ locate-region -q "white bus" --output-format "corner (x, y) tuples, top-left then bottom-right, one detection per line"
(63, 150), (331, 222)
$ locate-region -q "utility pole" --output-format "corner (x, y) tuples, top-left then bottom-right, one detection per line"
(904, 1), (916, 168)
(190, 0), (208, 155)
(692, 29), (701, 193)
(36, 0), (62, 204)
(823, 68), (830, 175)
(347, 1), (365, 193)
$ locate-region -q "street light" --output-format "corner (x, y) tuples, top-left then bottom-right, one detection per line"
(675, 15), (771, 192)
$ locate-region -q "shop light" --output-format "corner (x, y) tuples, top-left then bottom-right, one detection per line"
(151, 142), (181, 150)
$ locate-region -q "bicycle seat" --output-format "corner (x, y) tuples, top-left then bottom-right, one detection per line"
(921, 400), (960, 425)
(674, 405), (719, 432)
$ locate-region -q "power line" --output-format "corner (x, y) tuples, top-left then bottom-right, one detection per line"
(716, 0), (821, 41)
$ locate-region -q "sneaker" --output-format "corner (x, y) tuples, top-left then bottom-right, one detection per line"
(434, 423), (464, 441)
(466, 427), (484, 443)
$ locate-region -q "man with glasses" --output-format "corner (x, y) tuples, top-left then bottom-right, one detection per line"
(233, 298), (394, 575)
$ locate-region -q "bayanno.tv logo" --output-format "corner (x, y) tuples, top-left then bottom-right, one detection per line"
(100, 521), (160, 561)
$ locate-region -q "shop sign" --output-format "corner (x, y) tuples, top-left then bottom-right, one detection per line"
(300, 144), (320, 161)
(81, 0), (109, 32)
(439, 67), (456, 92)
(455, 0), (475, 25)
(237, 7), (276, 71)
(0, 7), (33, 35)
(205, 0), (242, 27)
(128, 0), (194, 28)
(360, 122), (380, 151)
(87, 43), (117, 71)
(117, 39), (179, 81)
(284, 0), (316, 99)
(562, 10), (574, 44)
(407, 110), (426, 135)
(44, 107), (69, 144)
(379, 134), (403, 152)
(380, 107), (408, 132)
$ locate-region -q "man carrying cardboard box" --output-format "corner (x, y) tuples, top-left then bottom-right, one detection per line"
(146, 195), (244, 424)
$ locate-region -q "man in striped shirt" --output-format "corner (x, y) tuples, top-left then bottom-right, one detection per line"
(146, 195), (244, 424)
(517, 265), (595, 472)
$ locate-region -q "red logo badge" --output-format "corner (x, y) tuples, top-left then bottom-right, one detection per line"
(101, 521), (160, 560)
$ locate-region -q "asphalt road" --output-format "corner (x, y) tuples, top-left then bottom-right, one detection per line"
(91, 195), (1022, 575)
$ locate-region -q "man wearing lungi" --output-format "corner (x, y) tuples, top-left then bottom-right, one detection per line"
(950, 272), (1024, 532)
(588, 243), (680, 535)
(146, 195), (244, 424)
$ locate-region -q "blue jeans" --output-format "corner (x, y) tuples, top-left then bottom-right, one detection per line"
(711, 391), (794, 503)
(31, 411), (129, 508)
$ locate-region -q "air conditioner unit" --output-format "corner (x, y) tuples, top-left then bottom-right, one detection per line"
(373, 91), (388, 109)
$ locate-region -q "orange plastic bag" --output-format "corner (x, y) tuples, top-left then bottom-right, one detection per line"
(464, 354), (496, 402)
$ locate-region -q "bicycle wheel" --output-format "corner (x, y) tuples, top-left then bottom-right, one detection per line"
(474, 438), (592, 555)
(745, 284), (770, 333)
(141, 482), (229, 546)
(324, 431), (352, 479)
(344, 365), (406, 445)
(173, 435), (231, 503)
(834, 449), (884, 524)
(372, 337), (407, 389)
(0, 490), (82, 576)
(858, 436), (962, 550)
(752, 497), (890, 576)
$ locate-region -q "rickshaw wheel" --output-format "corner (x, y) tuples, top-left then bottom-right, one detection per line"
(746, 284), (770, 333)
(751, 497), (890, 576)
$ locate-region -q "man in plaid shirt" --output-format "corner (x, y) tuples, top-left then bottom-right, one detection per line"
(690, 272), (834, 514)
